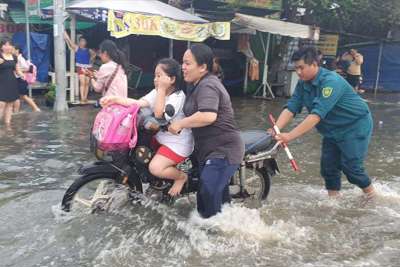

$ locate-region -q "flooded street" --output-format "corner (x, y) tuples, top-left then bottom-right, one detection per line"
(0, 94), (399, 267)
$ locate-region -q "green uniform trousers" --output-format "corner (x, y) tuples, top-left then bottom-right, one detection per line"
(320, 114), (373, 190)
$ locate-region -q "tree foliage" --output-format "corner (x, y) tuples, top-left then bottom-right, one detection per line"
(283, 0), (400, 38)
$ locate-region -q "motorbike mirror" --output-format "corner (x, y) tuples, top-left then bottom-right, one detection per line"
(165, 104), (175, 118)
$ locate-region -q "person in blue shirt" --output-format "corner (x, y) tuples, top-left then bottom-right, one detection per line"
(273, 46), (375, 199)
(64, 31), (96, 103)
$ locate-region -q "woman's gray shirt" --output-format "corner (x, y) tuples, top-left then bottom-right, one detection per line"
(183, 74), (245, 165)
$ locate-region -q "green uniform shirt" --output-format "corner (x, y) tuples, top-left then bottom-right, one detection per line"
(287, 67), (371, 138)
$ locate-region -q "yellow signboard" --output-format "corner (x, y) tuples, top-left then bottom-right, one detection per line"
(107, 10), (230, 42)
(317, 34), (339, 56)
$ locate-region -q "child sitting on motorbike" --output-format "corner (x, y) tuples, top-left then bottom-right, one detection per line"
(100, 58), (194, 196)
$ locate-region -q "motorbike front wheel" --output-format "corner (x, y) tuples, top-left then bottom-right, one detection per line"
(61, 173), (128, 212)
(230, 167), (271, 206)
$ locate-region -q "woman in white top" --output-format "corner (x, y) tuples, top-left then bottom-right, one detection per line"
(101, 58), (194, 196)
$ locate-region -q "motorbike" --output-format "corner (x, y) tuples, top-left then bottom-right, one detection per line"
(61, 105), (281, 213)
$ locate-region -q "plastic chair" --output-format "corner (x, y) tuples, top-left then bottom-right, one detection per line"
(126, 64), (143, 90)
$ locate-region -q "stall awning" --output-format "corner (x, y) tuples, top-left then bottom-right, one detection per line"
(67, 0), (207, 23)
(9, 9), (95, 29)
(61, 0), (230, 41)
(233, 13), (319, 40)
(9, 10), (45, 24)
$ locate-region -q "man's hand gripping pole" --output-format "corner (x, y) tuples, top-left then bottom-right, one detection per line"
(269, 114), (300, 172)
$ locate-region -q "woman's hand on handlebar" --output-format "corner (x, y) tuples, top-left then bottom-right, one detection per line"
(168, 120), (183, 135)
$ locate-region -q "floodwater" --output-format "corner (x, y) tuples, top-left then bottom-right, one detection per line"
(0, 94), (399, 267)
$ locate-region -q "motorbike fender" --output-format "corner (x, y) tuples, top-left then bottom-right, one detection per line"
(78, 161), (120, 176)
(262, 158), (280, 176)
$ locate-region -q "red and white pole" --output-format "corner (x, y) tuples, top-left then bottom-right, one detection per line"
(269, 114), (300, 172)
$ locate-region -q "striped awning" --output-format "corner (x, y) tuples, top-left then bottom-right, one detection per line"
(9, 9), (95, 29)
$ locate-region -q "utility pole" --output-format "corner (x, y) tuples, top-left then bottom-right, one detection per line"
(24, 0), (31, 61)
(53, 0), (68, 111)
(24, 0), (32, 96)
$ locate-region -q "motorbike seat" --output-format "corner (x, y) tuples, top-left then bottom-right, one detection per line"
(241, 130), (274, 155)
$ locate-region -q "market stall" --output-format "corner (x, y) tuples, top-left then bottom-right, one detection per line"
(233, 13), (320, 98)
(45, 0), (230, 102)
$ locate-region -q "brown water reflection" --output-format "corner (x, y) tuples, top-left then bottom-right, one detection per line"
(0, 93), (399, 267)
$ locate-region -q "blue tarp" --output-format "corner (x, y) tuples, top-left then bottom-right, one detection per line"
(356, 42), (400, 92)
(12, 32), (50, 83)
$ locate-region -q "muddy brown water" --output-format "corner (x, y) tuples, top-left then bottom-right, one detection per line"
(0, 94), (399, 267)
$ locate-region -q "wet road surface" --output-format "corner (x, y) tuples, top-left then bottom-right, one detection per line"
(0, 94), (399, 267)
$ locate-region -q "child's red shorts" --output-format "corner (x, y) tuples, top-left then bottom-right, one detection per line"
(150, 138), (186, 164)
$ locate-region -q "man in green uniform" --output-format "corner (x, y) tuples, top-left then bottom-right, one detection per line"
(273, 47), (375, 198)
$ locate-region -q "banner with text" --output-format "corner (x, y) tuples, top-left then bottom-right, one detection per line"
(107, 10), (230, 42)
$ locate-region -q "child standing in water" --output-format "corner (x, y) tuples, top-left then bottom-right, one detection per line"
(13, 45), (41, 113)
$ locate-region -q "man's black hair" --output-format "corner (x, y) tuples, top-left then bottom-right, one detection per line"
(291, 46), (320, 65)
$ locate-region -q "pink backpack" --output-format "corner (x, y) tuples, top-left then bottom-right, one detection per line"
(24, 62), (37, 85)
(92, 104), (140, 154)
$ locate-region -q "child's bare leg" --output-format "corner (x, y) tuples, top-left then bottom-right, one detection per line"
(21, 95), (40, 112)
(168, 171), (188, 196)
(84, 76), (90, 101)
(79, 74), (87, 102)
(149, 154), (187, 196)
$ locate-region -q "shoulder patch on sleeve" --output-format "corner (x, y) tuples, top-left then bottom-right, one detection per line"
(322, 87), (333, 98)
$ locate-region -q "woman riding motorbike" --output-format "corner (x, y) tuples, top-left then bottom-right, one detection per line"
(168, 44), (245, 218)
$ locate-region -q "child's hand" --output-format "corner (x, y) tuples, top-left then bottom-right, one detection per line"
(100, 95), (119, 107)
(85, 69), (95, 78)
(157, 74), (173, 92)
(0, 58), (4, 64)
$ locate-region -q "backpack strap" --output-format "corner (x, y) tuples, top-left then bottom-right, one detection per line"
(128, 104), (141, 149)
(103, 64), (120, 93)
